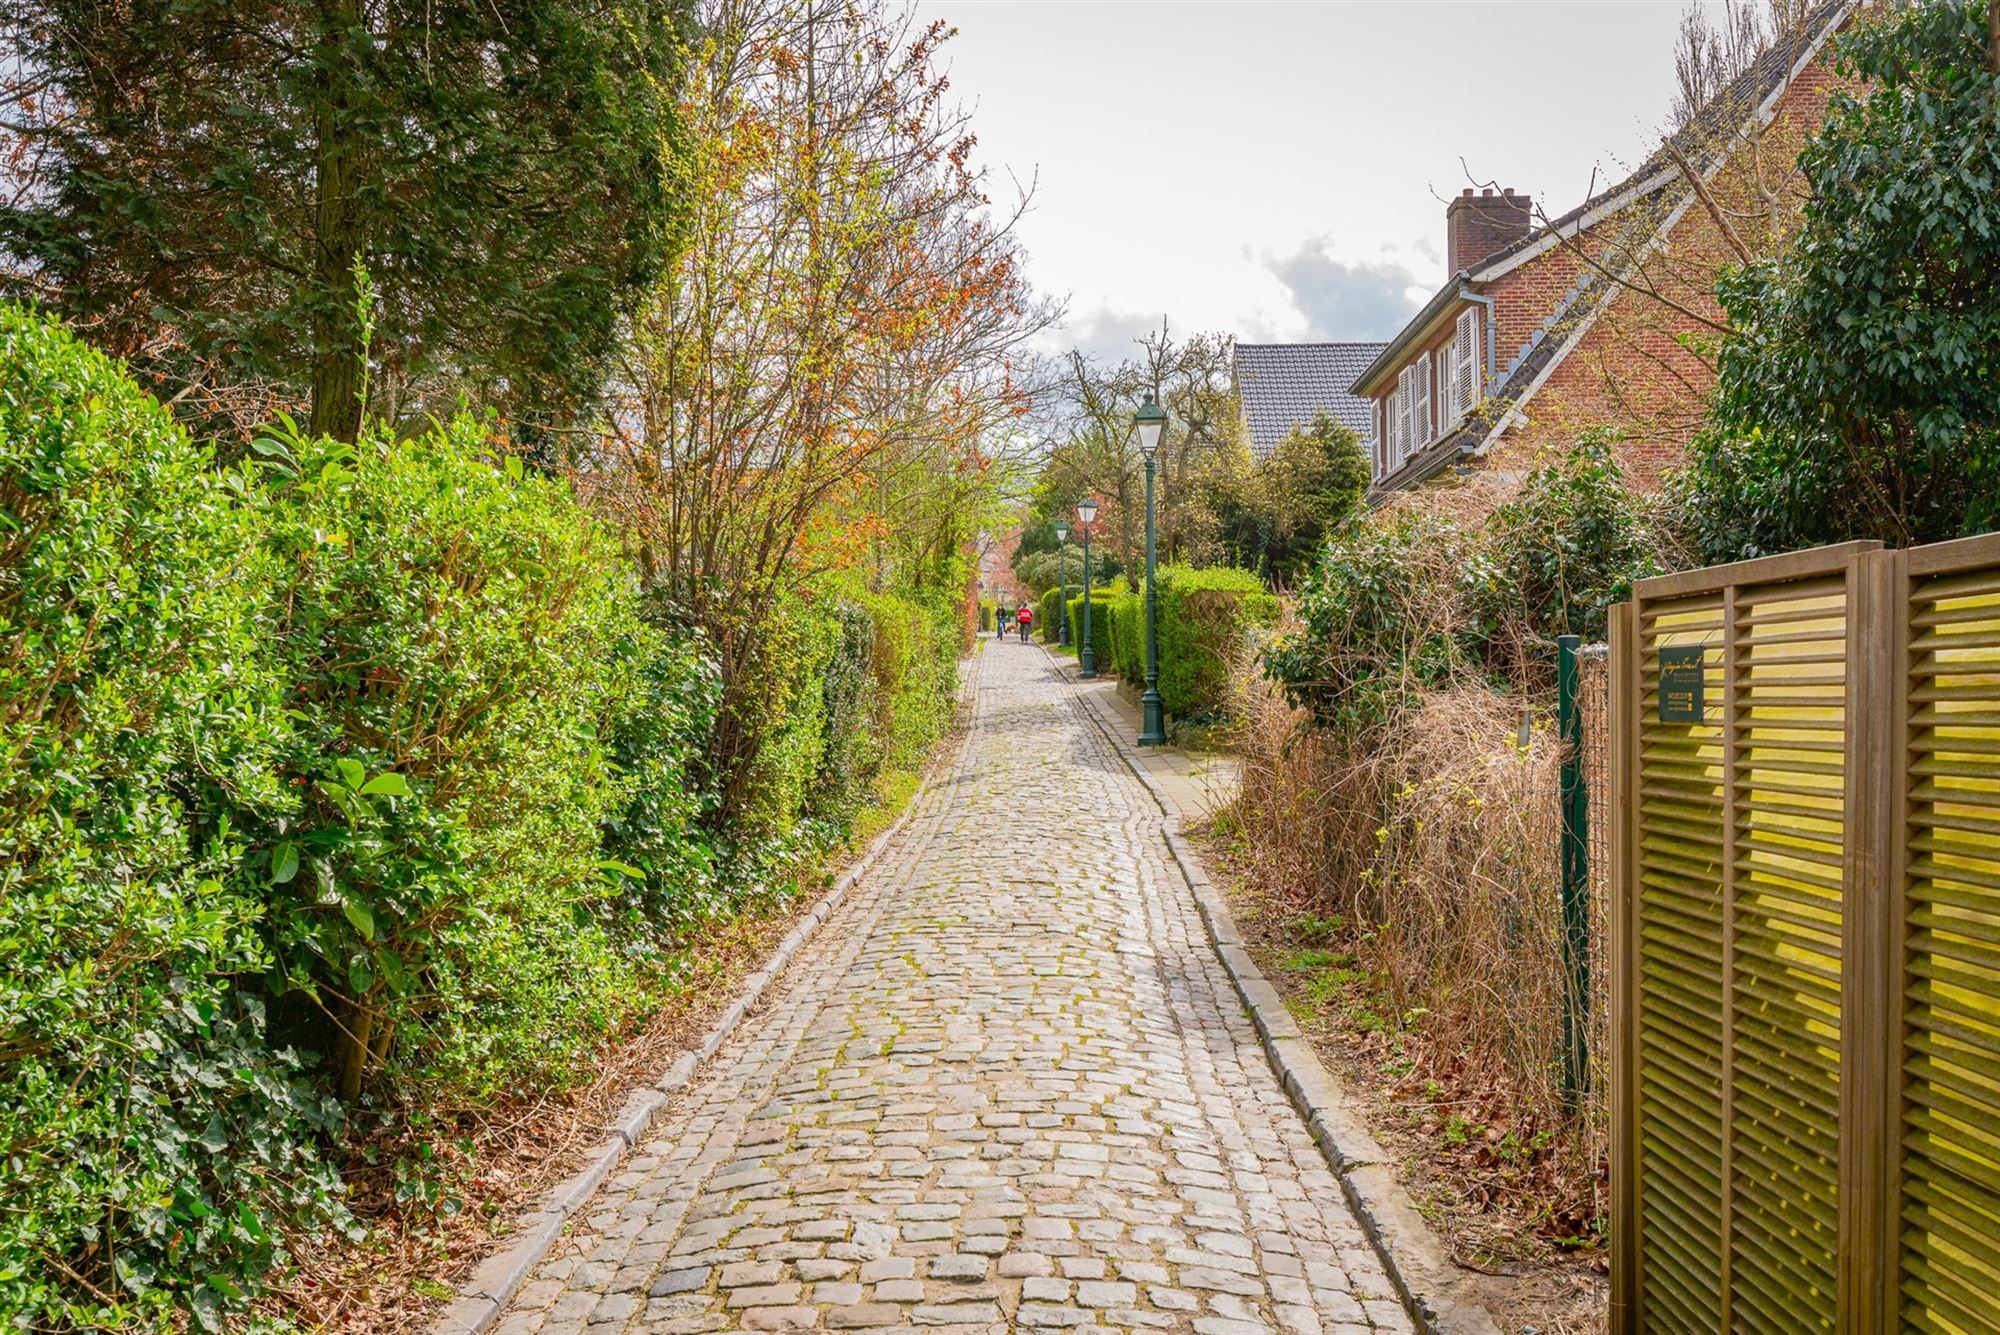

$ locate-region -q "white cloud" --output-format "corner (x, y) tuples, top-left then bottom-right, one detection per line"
(1049, 307), (1165, 367)
(1264, 238), (1427, 342)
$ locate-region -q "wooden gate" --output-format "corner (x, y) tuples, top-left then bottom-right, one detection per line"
(1609, 535), (2000, 1334)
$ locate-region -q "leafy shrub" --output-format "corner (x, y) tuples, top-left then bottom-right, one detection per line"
(0, 306), (973, 1331)
(1074, 568), (1273, 722)
(1104, 588), (1145, 682)
(1468, 433), (1664, 681)
(1263, 509), (1480, 734)
(864, 591), (958, 773)
(1269, 439), (1660, 730)
(242, 419), (654, 1106)
(809, 599), (884, 832)
(1153, 565), (1277, 721)
(1036, 585), (1066, 645)
(600, 615), (724, 947)
(0, 305), (348, 1331)
(727, 586), (957, 872)
(1066, 579), (1130, 669)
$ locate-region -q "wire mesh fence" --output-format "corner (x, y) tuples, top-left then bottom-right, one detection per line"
(1575, 641), (1614, 1180)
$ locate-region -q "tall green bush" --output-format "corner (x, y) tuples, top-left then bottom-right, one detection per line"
(734, 587), (958, 871)
(1105, 589), (1145, 683)
(599, 615), (723, 951)
(1263, 510), (1479, 734)
(1037, 585), (1066, 645)
(0, 306), (348, 1331)
(864, 591), (959, 773)
(1073, 568), (1273, 722)
(1153, 565), (1276, 721)
(1066, 579), (1130, 669)
(1468, 433), (1663, 677)
(0, 305), (972, 1329)
(1266, 437), (1659, 729)
(241, 419), (655, 1106)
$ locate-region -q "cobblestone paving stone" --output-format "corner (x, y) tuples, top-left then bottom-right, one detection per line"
(491, 646), (1410, 1335)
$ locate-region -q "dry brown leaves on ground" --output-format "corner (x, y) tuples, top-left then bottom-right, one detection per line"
(1191, 820), (1610, 1335)
(267, 907), (803, 1334)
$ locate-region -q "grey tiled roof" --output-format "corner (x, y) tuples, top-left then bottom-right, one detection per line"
(1233, 343), (1387, 459)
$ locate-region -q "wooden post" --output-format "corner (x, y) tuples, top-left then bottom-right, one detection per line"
(1839, 548), (1908, 1335)
(1609, 600), (1643, 1334)
(1718, 582), (1741, 1333)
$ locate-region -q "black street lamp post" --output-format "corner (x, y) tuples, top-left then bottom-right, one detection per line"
(1076, 498), (1098, 679)
(1134, 392), (1168, 746)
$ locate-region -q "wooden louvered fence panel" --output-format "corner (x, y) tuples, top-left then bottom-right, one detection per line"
(1611, 536), (2000, 1335)
(1900, 537), (2000, 1335)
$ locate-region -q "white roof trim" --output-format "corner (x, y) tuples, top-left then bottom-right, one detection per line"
(1471, 2), (1852, 287)
(1472, 188), (1701, 455)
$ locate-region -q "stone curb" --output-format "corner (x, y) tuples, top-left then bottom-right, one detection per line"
(1048, 652), (1503, 1335)
(429, 686), (965, 1335)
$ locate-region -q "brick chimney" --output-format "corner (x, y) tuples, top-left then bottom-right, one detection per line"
(1447, 187), (1533, 274)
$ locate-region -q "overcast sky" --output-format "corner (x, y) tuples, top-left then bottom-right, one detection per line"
(913, 0), (1718, 364)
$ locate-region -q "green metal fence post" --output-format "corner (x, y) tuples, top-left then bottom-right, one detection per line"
(1558, 633), (1590, 1110)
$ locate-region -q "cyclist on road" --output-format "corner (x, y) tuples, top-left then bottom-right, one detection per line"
(995, 604), (1009, 639)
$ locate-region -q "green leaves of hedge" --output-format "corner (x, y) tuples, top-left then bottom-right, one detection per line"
(0, 300), (964, 1329)
(0, 305), (347, 1330)
(0, 305), (713, 1328)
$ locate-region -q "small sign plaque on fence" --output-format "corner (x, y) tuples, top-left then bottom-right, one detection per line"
(1658, 645), (1706, 722)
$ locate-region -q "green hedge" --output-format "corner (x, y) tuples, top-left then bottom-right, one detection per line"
(1067, 567), (1274, 723)
(0, 308), (347, 1329)
(1037, 585), (1066, 645)
(1065, 579), (1130, 666)
(0, 304), (968, 1330)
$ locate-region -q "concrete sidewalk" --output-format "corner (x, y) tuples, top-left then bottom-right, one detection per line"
(1043, 650), (1242, 822)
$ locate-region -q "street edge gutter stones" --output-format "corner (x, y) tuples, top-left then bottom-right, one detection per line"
(428, 650), (988, 1335)
(1047, 647), (1505, 1335)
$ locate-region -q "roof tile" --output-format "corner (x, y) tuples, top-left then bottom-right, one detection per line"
(1233, 342), (1386, 459)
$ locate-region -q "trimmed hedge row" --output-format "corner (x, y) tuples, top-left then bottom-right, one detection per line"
(1065, 566), (1274, 722)
(0, 306), (962, 1331)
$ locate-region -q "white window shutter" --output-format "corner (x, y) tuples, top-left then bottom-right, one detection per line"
(1453, 309), (1479, 420)
(1394, 371), (1413, 462)
(1413, 356), (1432, 447)
(1445, 340), (1462, 425)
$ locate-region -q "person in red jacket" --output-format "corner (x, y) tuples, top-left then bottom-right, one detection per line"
(1016, 603), (1033, 642)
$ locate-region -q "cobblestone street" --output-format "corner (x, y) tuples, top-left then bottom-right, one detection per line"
(488, 646), (1409, 1335)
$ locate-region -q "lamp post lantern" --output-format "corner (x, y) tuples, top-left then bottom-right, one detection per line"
(1076, 498), (1098, 678)
(1055, 521), (1071, 649)
(1133, 391), (1168, 746)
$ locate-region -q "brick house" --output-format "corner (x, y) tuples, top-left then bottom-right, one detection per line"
(1355, 0), (1856, 499)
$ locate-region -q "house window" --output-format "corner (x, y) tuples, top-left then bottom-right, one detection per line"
(1443, 308), (1480, 425)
